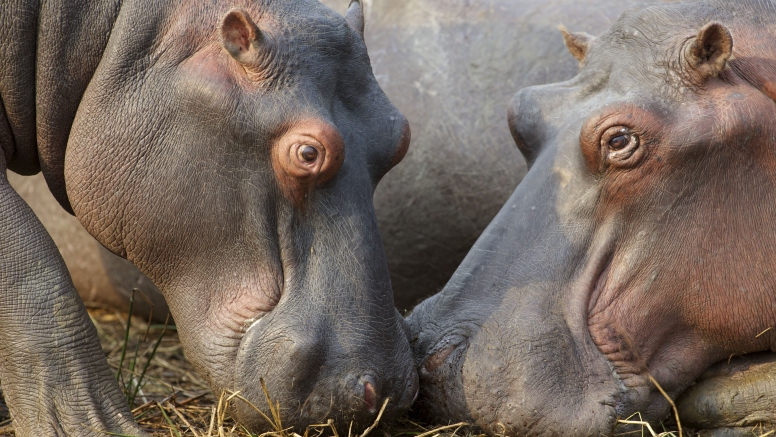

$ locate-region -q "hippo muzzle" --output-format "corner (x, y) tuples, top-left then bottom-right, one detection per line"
(234, 307), (418, 431)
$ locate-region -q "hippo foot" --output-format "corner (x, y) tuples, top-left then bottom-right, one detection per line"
(8, 403), (147, 436)
(678, 353), (776, 437)
(4, 373), (149, 437)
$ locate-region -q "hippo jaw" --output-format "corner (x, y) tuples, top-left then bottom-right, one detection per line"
(407, 165), (699, 435)
(406, 153), (635, 434)
(222, 207), (419, 432)
(155, 194), (420, 433)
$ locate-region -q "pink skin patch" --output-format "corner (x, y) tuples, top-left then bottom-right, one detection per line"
(363, 381), (377, 413)
(424, 346), (455, 373)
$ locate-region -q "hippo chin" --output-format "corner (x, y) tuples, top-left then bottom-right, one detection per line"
(0, 0), (416, 434)
(409, 1), (776, 435)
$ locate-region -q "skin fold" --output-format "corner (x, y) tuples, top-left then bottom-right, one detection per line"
(0, 0), (417, 434)
(408, 1), (776, 435)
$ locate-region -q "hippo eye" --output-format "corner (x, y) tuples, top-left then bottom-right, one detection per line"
(601, 126), (640, 166)
(609, 134), (631, 151)
(299, 145), (319, 162)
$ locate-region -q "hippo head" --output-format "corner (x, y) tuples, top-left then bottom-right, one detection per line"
(63, 0), (416, 431)
(408, 1), (776, 435)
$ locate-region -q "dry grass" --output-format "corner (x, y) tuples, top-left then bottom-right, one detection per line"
(0, 307), (761, 437)
(0, 307), (474, 437)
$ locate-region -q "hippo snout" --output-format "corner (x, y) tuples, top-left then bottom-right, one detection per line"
(231, 312), (418, 433)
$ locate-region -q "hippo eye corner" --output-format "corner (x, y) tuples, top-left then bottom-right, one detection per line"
(601, 126), (641, 167)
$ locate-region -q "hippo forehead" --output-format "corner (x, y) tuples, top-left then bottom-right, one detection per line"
(262, 1), (370, 93)
(581, 1), (738, 99)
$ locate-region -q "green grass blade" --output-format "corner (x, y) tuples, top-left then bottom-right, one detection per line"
(130, 313), (170, 407)
(115, 291), (136, 383)
(157, 401), (183, 437)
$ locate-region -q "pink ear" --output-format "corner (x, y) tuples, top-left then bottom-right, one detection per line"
(685, 22), (733, 80)
(220, 8), (262, 65)
(559, 25), (594, 64)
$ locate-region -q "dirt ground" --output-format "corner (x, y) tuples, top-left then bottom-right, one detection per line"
(0, 305), (713, 436)
(0, 307), (474, 437)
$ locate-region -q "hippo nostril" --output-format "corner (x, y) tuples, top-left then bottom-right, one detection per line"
(424, 346), (454, 372)
(364, 382), (377, 412)
(360, 376), (378, 413)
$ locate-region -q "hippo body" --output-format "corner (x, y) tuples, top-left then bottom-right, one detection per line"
(0, 0), (416, 435)
(409, 1), (776, 435)
(8, 172), (166, 321)
(31, 0), (641, 313)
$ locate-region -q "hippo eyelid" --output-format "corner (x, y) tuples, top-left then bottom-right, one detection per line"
(271, 119), (345, 207)
(601, 126), (640, 166)
(579, 104), (660, 172)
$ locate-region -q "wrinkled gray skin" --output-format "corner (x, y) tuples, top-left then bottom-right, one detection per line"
(31, 0), (643, 314)
(9, 173), (167, 322)
(409, 1), (776, 435)
(0, 0), (416, 435)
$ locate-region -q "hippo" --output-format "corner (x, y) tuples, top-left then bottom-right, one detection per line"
(408, 1), (776, 435)
(0, 0), (416, 435)
(8, 172), (167, 321)
(21, 0), (643, 315)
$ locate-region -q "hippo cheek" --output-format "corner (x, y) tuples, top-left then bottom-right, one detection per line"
(232, 309), (419, 433)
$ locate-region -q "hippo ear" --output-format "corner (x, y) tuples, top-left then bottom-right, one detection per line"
(560, 25), (594, 64)
(345, 0), (365, 38)
(685, 22), (733, 80)
(220, 8), (265, 70)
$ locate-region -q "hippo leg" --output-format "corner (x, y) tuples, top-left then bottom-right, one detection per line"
(677, 353), (776, 436)
(8, 172), (169, 323)
(0, 170), (146, 436)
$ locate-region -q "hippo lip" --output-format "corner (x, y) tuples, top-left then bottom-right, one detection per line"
(577, 232), (676, 427)
(574, 233), (639, 404)
(243, 314), (265, 335)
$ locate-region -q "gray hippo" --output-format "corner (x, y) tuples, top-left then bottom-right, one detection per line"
(8, 172), (167, 321)
(23, 0), (642, 315)
(408, 0), (776, 435)
(0, 0), (416, 435)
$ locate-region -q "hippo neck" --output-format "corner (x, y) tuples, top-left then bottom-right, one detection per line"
(1, 0), (123, 213)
